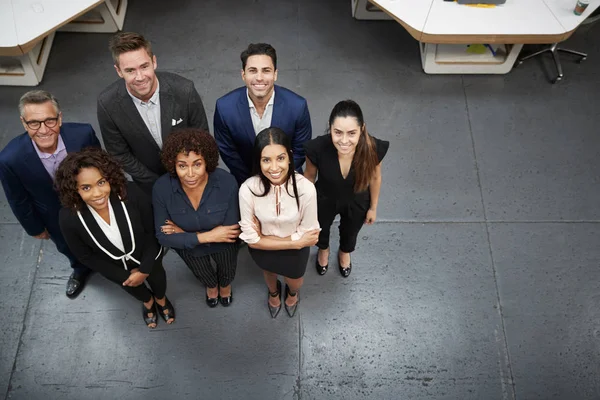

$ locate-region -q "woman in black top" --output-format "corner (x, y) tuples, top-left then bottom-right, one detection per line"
(304, 100), (389, 277)
(152, 129), (240, 308)
(57, 148), (174, 328)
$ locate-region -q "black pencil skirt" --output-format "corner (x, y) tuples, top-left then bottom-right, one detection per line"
(248, 247), (310, 279)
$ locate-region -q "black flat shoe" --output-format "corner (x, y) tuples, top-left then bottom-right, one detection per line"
(268, 280), (282, 318)
(220, 289), (233, 307)
(339, 262), (352, 278)
(284, 284), (299, 318)
(142, 302), (158, 329)
(66, 271), (87, 298)
(206, 295), (219, 308)
(156, 297), (175, 324)
(315, 259), (328, 275)
(206, 287), (219, 308)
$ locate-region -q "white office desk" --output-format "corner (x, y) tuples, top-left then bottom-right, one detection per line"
(0, 0), (127, 86)
(545, 0), (600, 31)
(355, 0), (600, 73)
(423, 0), (566, 39)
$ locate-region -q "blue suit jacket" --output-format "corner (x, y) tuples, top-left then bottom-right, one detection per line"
(214, 85), (312, 185)
(0, 123), (101, 237)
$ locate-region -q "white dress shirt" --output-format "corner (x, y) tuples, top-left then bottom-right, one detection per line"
(87, 201), (125, 253)
(247, 89), (275, 135)
(128, 80), (163, 147)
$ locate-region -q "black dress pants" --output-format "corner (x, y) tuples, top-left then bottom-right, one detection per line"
(98, 256), (167, 303)
(175, 244), (238, 288)
(316, 199), (367, 253)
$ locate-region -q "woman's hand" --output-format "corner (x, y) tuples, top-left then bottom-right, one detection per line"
(208, 224), (241, 243)
(123, 269), (149, 287)
(365, 208), (377, 225)
(297, 229), (320, 249)
(252, 215), (262, 238)
(161, 219), (184, 235)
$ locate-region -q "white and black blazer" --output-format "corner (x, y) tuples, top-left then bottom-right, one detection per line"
(59, 182), (162, 275)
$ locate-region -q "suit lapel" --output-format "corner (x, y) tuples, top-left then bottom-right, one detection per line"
(111, 195), (133, 253)
(237, 91), (258, 145)
(79, 192), (136, 258)
(160, 84), (176, 142)
(117, 83), (161, 151)
(270, 87), (286, 132)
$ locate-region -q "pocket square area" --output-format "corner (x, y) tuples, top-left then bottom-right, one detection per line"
(172, 118), (184, 126)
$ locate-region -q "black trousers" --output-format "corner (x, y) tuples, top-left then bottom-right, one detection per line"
(175, 245), (238, 288)
(317, 199), (367, 253)
(98, 256), (167, 303)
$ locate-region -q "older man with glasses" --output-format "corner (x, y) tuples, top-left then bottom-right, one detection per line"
(0, 90), (101, 298)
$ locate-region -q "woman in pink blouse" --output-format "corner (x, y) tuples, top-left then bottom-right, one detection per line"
(239, 127), (320, 318)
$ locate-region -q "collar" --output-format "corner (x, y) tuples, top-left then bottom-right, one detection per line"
(246, 87), (275, 110)
(169, 170), (221, 194)
(86, 199), (116, 224)
(127, 78), (160, 106)
(32, 134), (66, 159)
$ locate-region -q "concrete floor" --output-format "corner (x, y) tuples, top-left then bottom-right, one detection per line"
(1, 1), (600, 399)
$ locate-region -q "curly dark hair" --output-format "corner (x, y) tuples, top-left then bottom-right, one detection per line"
(160, 129), (219, 176)
(55, 147), (127, 211)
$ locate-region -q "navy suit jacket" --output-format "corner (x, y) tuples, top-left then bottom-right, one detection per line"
(214, 85), (312, 185)
(0, 123), (101, 237)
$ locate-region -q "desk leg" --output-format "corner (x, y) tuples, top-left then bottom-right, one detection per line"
(59, 0), (128, 33)
(0, 33), (55, 86)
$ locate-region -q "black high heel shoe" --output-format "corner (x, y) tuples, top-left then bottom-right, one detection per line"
(339, 256), (352, 278)
(142, 301), (158, 329)
(156, 297), (175, 324)
(268, 280), (282, 318)
(316, 259), (328, 275)
(284, 284), (299, 318)
(316, 248), (329, 275)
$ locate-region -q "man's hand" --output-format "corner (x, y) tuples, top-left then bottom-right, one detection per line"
(33, 230), (50, 240)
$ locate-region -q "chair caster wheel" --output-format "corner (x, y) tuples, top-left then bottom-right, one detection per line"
(518, 60), (524, 65)
(552, 76), (562, 84)
(578, 57), (587, 63)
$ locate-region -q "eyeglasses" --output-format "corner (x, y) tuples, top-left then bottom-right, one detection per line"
(23, 115), (60, 130)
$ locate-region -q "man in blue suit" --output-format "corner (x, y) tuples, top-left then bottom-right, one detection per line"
(0, 90), (101, 298)
(214, 43), (312, 185)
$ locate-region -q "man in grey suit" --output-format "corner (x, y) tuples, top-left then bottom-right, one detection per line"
(97, 32), (209, 194)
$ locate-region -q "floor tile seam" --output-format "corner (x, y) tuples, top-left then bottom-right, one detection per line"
(483, 219), (518, 400)
(462, 76), (517, 399)
(3, 242), (42, 400)
(296, 311), (303, 400)
(460, 75), (487, 223)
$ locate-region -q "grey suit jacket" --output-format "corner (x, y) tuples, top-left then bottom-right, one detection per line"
(97, 71), (208, 191)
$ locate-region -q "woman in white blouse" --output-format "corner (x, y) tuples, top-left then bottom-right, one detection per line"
(57, 148), (174, 329)
(239, 127), (320, 318)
